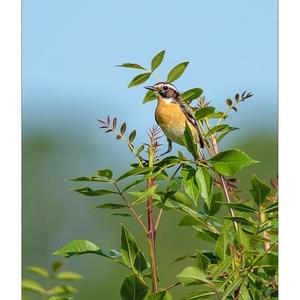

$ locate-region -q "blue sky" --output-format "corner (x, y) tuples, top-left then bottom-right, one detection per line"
(22, 0), (277, 136)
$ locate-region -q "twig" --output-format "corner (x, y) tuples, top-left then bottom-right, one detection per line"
(154, 163), (183, 232)
(147, 140), (159, 293)
(113, 182), (148, 235)
(211, 137), (238, 231)
(166, 281), (180, 291)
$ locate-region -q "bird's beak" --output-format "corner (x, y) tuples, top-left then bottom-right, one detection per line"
(144, 85), (157, 91)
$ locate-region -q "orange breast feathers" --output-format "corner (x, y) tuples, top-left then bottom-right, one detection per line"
(155, 98), (199, 146)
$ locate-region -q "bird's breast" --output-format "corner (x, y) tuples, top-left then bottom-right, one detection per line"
(155, 99), (197, 146)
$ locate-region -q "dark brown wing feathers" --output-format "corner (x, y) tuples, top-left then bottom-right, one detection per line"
(178, 99), (205, 148)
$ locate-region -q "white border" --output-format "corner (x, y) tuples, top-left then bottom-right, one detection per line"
(0, 0), (21, 298)
(0, 0), (298, 298)
(279, 0), (300, 299)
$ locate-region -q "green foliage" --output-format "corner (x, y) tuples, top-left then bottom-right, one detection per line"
(53, 52), (277, 300)
(167, 62), (189, 82)
(22, 260), (82, 300)
(208, 149), (258, 176)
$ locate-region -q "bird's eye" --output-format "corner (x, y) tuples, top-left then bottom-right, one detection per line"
(163, 86), (168, 90)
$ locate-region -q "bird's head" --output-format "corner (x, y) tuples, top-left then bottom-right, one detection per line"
(145, 82), (180, 101)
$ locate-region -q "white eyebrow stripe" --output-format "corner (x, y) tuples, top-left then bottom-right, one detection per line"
(154, 82), (178, 92)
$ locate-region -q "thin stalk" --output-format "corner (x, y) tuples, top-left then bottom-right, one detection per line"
(259, 209), (271, 251)
(211, 137), (238, 231)
(154, 163), (183, 232)
(147, 146), (159, 293)
(113, 182), (148, 235)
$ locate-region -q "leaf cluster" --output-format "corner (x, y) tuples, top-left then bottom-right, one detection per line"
(22, 260), (82, 300)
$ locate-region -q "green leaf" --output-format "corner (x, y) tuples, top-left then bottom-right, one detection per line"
(194, 106), (216, 120)
(122, 179), (144, 193)
(250, 174), (271, 206)
(224, 216), (256, 227)
(205, 125), (230, 137)
(134, 251), (148, 274)
(143, 90), (156, 103)
(183, 122), (199, 159)
(56, 271), (83, 281)
(264, 202), (278, 213)
(117, 63), (146, 70)
(151, 50), (165, 71)
(72, 187), (117, 196)
(172, 190), (195, 209)
(195, 228), (219, 243)
(128, 73), (151, 88)
(22, 279), (45, 294)
(208, 149), (258, 176)
(48, 285), (77, 296)
(52, 261), (64, 273)
(195, 250), (210, 272)
(28, 266), (49, 278)
(146, 290), (173, 300)
(54, 240), (107, 258)
(234, 225), (250, 250)
(212, 256), (232, 280)
(222, 277), (244, 300)
(195, 167), (213, 209)
(111, 213), (132, 217)
(120, 274), (149, 300)
(96, 169), (113, 179)
(183, 290), (215, 300)
(96, 203), (127, 209)
(67, 176), (111, 183)
(167, 62), (189, 82)
(215, 225), (230, 260)
(116, 167), (154, 182)
(177, 266), (208, 286)
(121, 225), (147, 273)
(181, 165), (199, 206)
(204, 192), (223, 216)
(216, 127), (239, 143)
(219, 202), (257, 213)
(181, 88), (203, 103)
(130, 185), (158, 205)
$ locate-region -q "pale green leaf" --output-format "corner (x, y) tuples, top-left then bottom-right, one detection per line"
(195, 106), (215, 120)
(208, 149), (258, 176)
(48, 285), (77, 296)
(195, 250), (210, 272)
(28, 266), (49, 278)
(143, 90), (156, 103)
(181, 165), (199, 206)
(250, 174), (271, 206)
(56, 271), (83, 281)
(72, 187), (117, 196)
(183, 122), (199, 159)
(181, 88), (203, 103)
(215, 226), (230, 260)
(117, 63), (146, 70)
(151, 50), (165, 71)
(128, 73), (151, 88)
(22, 279), (45, 294)
(167, 62), (189, 82)
(195, 167), (213, 209)
(54, 240), (107, 258)
(177, 266), (208, 286)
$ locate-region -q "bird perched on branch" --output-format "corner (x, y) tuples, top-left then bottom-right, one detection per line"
(145, 82), (204, 159)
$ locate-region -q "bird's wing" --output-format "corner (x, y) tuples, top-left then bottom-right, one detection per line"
(178, 99), (204, 148)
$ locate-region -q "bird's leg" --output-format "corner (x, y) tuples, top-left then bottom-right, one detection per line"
(158, 139), (172, 158)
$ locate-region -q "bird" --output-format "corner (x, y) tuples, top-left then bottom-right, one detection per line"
(144, 82), (204, 160)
